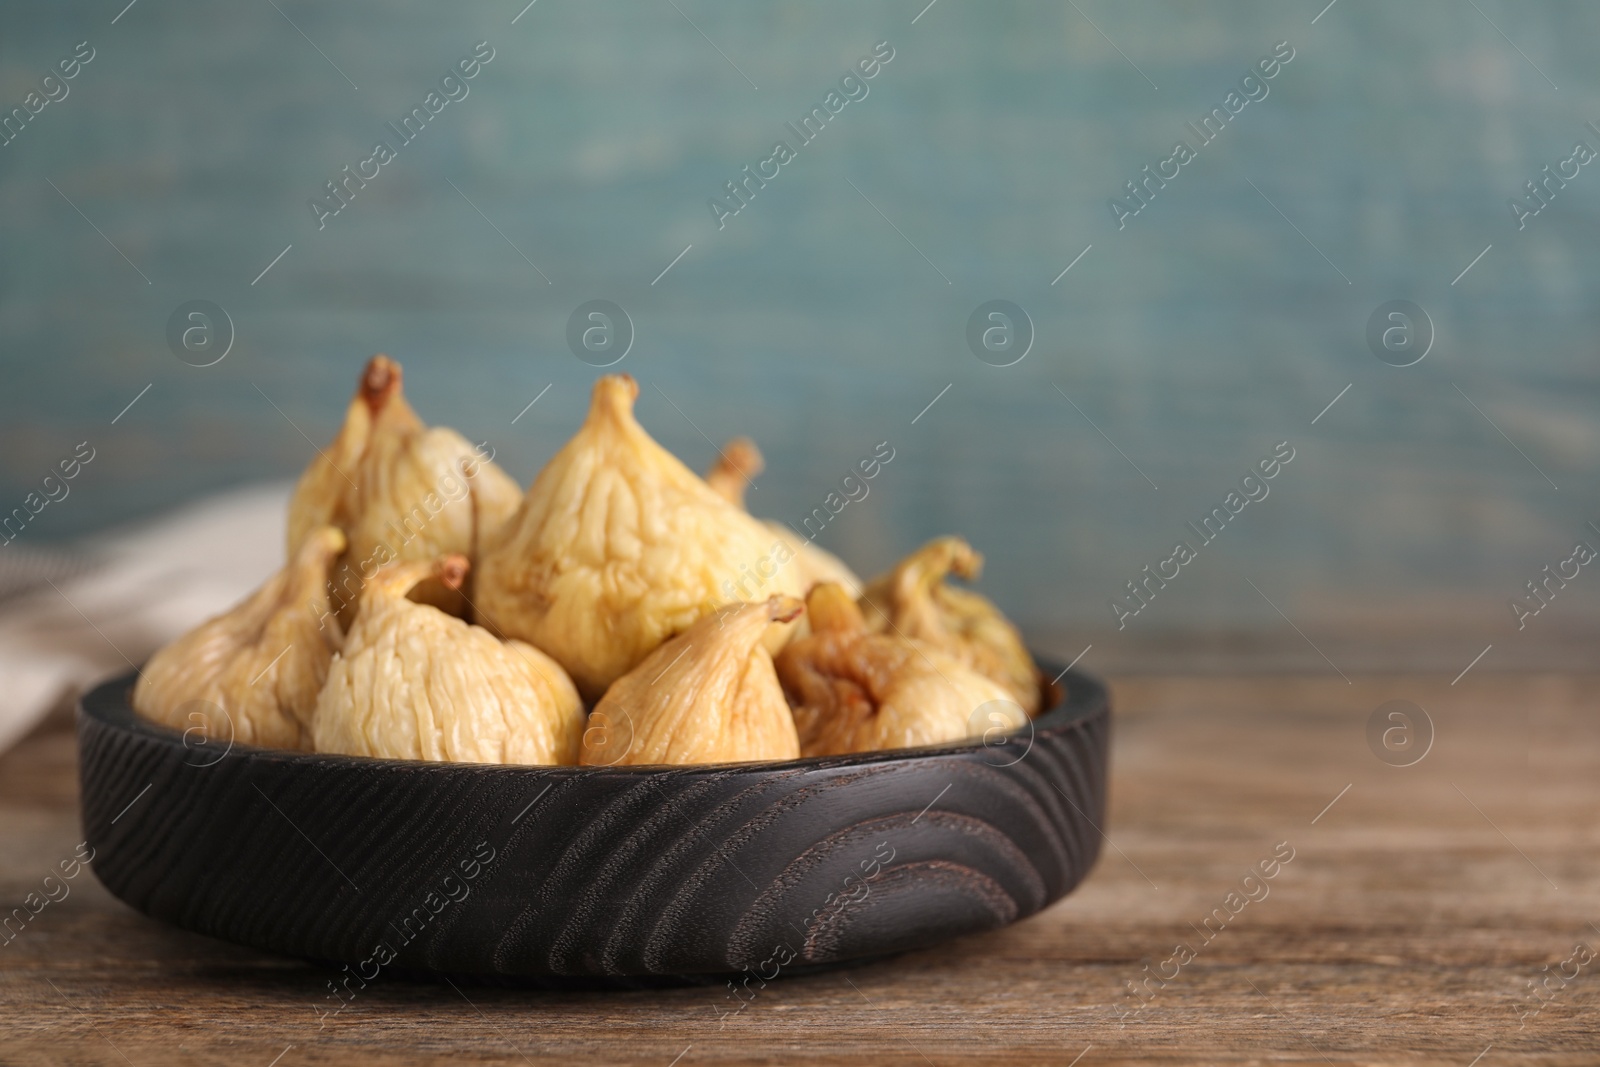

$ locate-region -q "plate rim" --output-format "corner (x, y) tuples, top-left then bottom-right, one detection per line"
(78, 656), (1106, 777)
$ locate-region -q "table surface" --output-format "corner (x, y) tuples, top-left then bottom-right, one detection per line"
(3, 671), (1596, 1066)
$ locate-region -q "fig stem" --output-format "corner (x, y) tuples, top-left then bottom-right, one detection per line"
(360, 355), (403, 415)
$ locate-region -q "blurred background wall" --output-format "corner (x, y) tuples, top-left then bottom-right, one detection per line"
(1, 0), (1595, 673)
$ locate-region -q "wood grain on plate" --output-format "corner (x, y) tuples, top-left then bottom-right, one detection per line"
(72, 666), (1106, 980)
(3, 671), (1597, 1065)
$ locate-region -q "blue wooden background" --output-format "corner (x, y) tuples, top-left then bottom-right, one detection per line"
(1, 0), (1596, 668)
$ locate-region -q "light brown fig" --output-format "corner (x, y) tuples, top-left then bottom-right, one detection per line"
(705, 436), (863, 598)
(857, 536), (1044, 715)
(581, 596), (804, 766)
(474, 376), (804, 702)
(287, 355), (523, 625)
(133, 526), (347, 751)
(703, 435), (764, 507)
(311, 555), (583, 765)
(776, 582), (1023, 757)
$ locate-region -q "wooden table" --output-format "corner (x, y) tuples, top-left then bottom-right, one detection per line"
(4, 672), (1596, 1066)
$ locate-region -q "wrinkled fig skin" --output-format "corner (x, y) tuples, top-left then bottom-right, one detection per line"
(776, 582), (1021, 758)
(706, 437), (863, 598)
(312, 555), (584, 766)
(133, 526), (347, 751)
(581, 596), (804, 766)
(475, 376), (804, 703)
(858, 536), (1044, 716)
(286, 355), (522, 625)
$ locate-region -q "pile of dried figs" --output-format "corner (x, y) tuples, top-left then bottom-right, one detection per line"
(133, 357), (1049, 766)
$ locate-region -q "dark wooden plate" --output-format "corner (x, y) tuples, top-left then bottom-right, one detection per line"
(76, 660), (1108, 983)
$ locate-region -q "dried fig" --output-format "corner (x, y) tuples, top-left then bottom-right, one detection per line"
(776, 582), (1022, 757)
(858, 536), (1044, 715)
(705, 436), (862, 597)
(133, 525), (347, 751)
(287, 354), (522, 625)
(474, 375), (803, 702)
(581, 596), (803, 766)
(312, 555), (584, 765)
